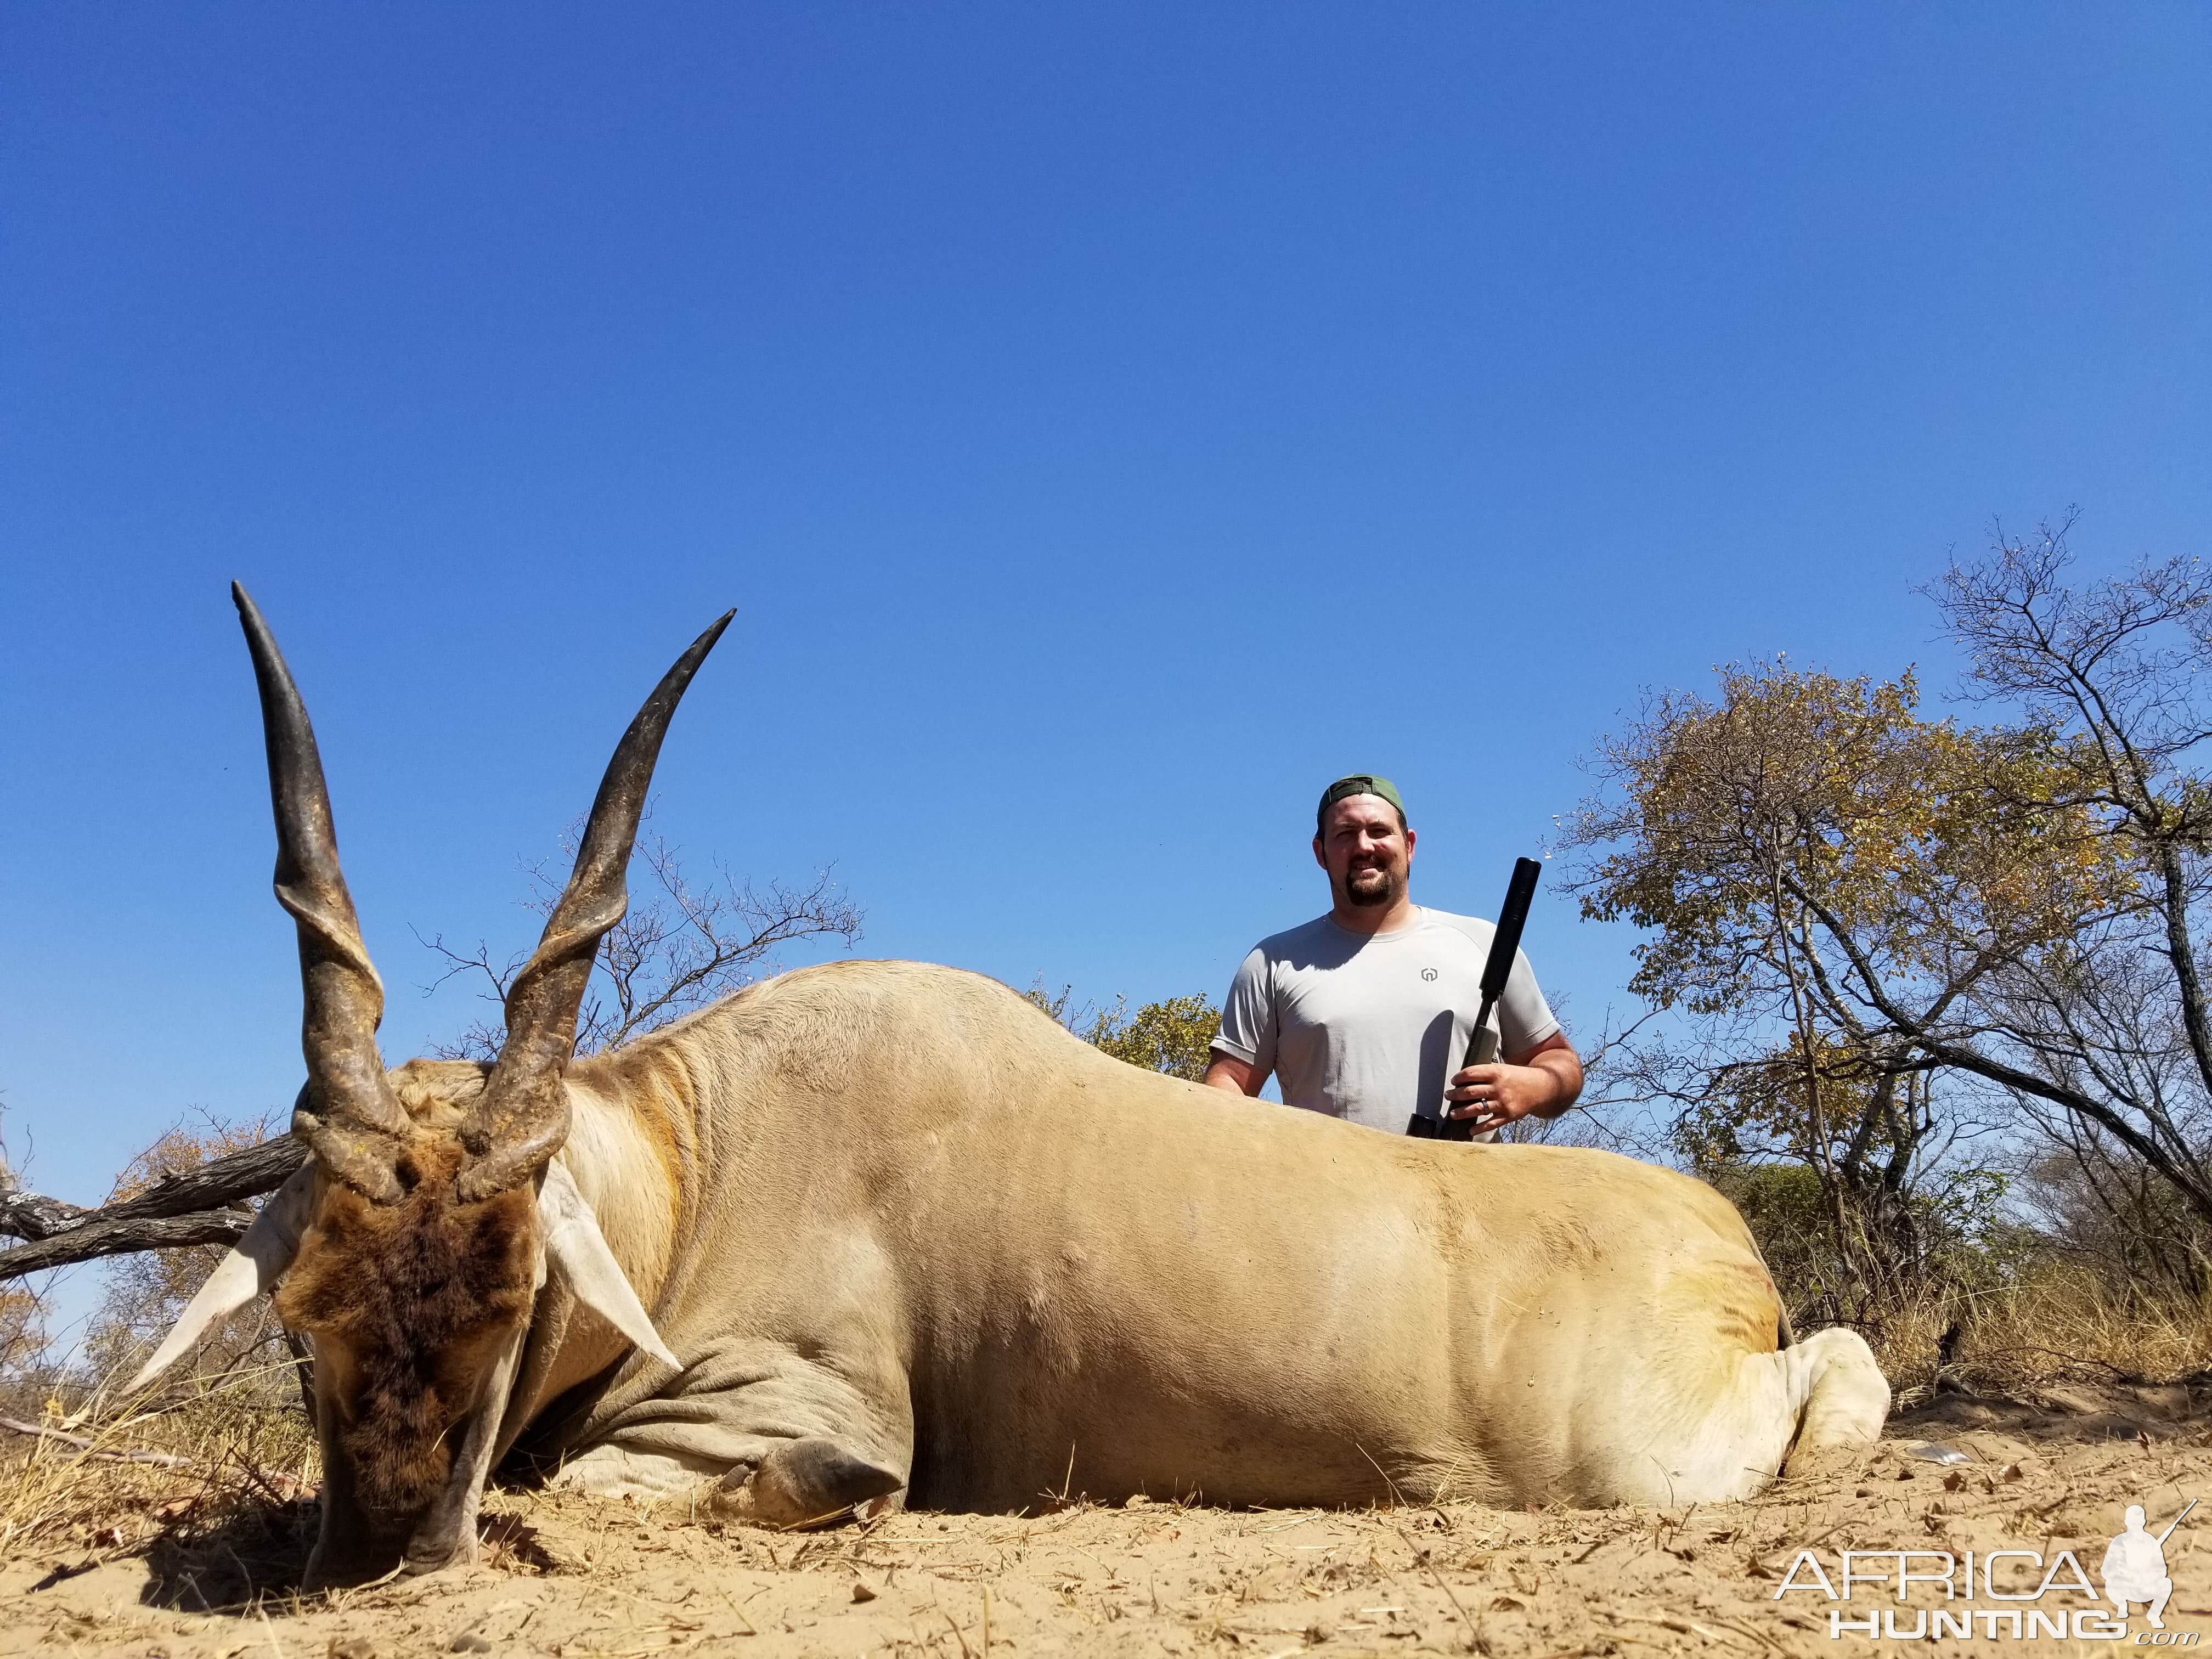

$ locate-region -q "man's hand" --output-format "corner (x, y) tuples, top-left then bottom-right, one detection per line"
(1443, 1034), (1582, 1135)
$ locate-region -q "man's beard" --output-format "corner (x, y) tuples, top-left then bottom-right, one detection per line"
(1343, 864), (1401, 909)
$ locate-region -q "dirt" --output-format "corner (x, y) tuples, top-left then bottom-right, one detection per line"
(7, 1390), (2212, 1658)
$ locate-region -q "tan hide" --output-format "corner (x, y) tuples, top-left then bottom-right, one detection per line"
(493, 960), (1887, 1512)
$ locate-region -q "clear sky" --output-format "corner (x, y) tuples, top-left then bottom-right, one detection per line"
(3, 3), (2208, 1268)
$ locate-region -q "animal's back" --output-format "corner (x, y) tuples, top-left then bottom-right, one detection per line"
(578, 961), (1835, 1509)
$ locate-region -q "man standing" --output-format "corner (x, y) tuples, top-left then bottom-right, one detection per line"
(1202, 775), (1582, 1138)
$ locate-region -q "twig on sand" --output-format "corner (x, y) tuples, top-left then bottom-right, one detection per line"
(1751, 1516), (1849, 1573)
(1397, 1526), (1481, 1654)
(1716, 1613), (1788, 1653)
(710, 1587), (759, 1635)
(1613, 1611), (1756, 1649)
(1571, 1530), (1623, 1564)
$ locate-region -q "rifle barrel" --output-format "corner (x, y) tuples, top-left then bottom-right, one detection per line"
(2157, 1497), (2197, 1544)
(1479, 857), (1543, 1003)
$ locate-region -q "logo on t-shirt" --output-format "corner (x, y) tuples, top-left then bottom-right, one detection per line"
(1421, 968), (1438, 982)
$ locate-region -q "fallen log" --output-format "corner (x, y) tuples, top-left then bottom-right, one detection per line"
(0, 1210), (257, 1280)
(0, 1136), (306, 1283)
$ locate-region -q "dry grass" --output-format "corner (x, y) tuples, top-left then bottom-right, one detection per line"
(1, 1362), (319, 1610)
(1847, 1260), (2212, 1411)
(16, 1271), (2211, 1581)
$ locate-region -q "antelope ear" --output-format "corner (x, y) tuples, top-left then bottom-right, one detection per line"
(128, 1165), (316, 1393)
(537, 1160), (679, 1371)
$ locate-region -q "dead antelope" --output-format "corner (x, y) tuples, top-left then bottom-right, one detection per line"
(143, 587), (1887, 1590)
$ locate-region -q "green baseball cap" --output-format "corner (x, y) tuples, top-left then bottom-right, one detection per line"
(1316, 773), (1408, 833)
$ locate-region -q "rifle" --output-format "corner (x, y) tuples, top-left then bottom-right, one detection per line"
(2157, 1498), (2198, 1544)
(1420, 856), (1542, 1142)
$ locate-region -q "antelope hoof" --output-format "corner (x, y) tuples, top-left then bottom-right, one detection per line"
(710, 1438), (904, 1530)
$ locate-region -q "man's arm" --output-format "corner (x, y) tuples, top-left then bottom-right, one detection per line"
(1203, 1054), (1270, 1097)
(1207, 944), (1276, 1099)
(1443, 1031), (1581, 1135)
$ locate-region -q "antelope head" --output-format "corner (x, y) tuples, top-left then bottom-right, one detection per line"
(131, 586), (729, 1588)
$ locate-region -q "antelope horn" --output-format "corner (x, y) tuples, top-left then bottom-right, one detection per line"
(235, 584), (413, 1204)
(457, 612), (734, 1202)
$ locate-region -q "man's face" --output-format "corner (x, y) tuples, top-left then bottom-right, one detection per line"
(1313, 794), (1414, 910)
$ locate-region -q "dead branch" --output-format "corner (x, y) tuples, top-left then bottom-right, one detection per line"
(88, 1135), (307, 1226)
(0, 1159), (87, 1242)
(0, 1414), (192, 1467)
(0, 1135), (303, 1245)
(422, 830), (864, 1061)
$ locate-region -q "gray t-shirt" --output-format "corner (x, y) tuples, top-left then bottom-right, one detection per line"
(1211, 907), (1562, 1136)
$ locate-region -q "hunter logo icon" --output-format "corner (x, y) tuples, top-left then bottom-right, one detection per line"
(2106, 1500), (2193, 1629)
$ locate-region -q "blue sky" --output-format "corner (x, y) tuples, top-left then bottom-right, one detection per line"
(3, 2), (2208, 1274)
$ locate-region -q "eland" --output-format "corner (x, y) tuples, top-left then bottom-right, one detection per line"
(137, 590), (1890, 1588)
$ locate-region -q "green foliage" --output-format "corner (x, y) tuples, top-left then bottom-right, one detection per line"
(1020, 983), (1081, 1027)
(1571, 662), (2128, 1023)
(1085, 994), (1221, 1082)
(1567, 656), (2130, 1307)
(1023, 983), (1221, 1082)
(1711, 1157), (2032, 1327)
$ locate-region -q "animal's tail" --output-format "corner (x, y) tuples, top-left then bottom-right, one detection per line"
(1779, 1328), (1889, 1477)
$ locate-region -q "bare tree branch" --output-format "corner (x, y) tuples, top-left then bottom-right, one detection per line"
(422, 822), (864, 1062)
(2, 823), (853, 1288)
(0, 1136), (303, 1246)
(0, 1415), (193, 1466)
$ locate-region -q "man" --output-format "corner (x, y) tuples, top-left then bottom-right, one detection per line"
(1202, 775), (1582, 1137)
(2102, 1505), (2175, 1629)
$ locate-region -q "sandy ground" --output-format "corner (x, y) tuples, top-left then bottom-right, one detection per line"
(7, 1390), (2211, 1658)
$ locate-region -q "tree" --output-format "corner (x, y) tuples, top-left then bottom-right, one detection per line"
(1024, 984), (1221, 1082)
(0, 1286), (45, 1382)
(422, 826), (862, 1060)
(1906, 517), (2212, 1277)
(1564, 658), (2126, 1307)
(0, 1117), (52, 1395)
